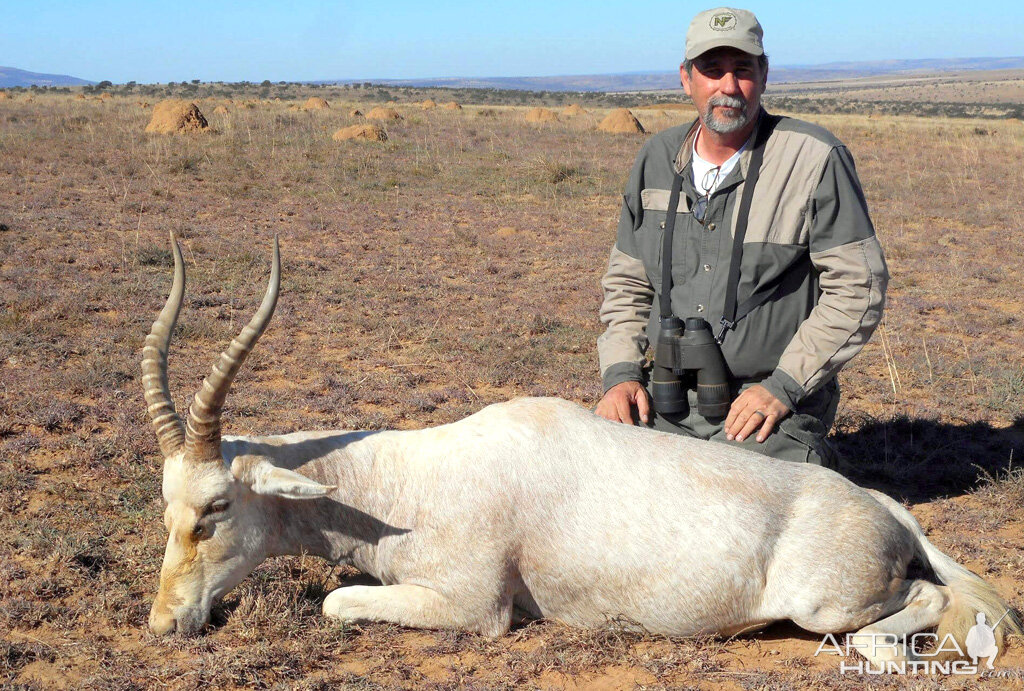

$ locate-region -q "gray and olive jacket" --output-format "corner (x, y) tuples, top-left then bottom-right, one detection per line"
(597, 110), (888, 410)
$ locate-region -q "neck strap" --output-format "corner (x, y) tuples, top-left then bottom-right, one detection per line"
(717, 114), (779, 343)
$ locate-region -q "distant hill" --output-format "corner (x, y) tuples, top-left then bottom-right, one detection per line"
(334, 56), (1024, 93)
(0, 66), (93, 88)
(339, 72), (678, 93)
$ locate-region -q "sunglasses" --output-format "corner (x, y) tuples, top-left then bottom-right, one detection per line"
(692, 166), (722, 225)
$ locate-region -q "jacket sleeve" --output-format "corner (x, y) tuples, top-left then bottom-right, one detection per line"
(762, 145), (888, 409)
(597, 158), (655, 393)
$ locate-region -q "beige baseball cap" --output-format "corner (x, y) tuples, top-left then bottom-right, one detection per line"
(685, 7), (764, 60)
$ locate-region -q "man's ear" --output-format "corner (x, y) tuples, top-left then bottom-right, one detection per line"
(241, 462), (336, 499)
(680, 64), (692, 96)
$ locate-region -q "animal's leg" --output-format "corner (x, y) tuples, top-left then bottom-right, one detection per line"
(322, 584), (511, 636)
(847, 580), (950, 666)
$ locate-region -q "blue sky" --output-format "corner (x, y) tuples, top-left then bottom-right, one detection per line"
(2, 0), (1023, 83)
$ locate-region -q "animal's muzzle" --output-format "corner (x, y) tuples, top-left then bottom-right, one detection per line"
(149, 600), (178, 636)
(149, 594), (207, 636)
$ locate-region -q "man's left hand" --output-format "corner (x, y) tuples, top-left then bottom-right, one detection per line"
(725, 385), (790, 443)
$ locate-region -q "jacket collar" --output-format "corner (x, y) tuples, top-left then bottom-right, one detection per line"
(673, 119), (702, 175)
(738, 107), (772, 179)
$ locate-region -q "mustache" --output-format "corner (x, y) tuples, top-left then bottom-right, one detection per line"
(708, 95), (747, 110)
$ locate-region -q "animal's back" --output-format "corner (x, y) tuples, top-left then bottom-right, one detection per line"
(431, 398), (901, 634)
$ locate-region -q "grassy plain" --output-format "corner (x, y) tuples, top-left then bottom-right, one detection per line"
(766, 68), (1024, 104)
(2, 92), (1024, 689)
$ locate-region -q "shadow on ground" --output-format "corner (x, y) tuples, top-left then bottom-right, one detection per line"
(832, 414), (1024, 503)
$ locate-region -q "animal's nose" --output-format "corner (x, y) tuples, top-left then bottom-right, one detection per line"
(149, 602), (177, 636)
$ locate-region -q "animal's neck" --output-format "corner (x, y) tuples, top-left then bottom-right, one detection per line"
(261, 431), (409, 578)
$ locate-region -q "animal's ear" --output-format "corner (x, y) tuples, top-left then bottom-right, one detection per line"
(245, 463), (336, 499)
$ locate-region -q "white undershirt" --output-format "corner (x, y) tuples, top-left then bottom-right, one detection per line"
(691, 128), (750, 196)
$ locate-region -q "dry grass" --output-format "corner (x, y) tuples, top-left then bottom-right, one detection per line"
(2, 92), (1024, 689)
(766, 69), (1024, 111)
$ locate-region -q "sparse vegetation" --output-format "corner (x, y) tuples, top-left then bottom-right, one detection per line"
(1, 88), (1023, 688)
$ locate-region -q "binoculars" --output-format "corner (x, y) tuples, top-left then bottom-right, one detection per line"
(651, 317), (731, 418)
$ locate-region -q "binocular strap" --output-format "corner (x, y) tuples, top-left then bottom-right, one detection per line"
(718, 116), (778, 343)
(659, 114), (785, 343)
(659, 172), (685, 321)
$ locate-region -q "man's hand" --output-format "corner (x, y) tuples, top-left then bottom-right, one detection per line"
(725, 384), (789, 443)
(596, 381), (651, 425)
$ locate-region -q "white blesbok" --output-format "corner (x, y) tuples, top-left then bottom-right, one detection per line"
(144, 234), (1019, 665)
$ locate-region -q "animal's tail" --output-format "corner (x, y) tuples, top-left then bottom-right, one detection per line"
(866, 489), (1022, 657)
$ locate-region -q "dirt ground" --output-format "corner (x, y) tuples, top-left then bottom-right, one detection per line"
(2, 93), (1024, 689)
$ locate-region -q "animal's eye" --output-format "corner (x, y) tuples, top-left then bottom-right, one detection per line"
(192, 524), (206, 539)
(209, 500), (230, 514)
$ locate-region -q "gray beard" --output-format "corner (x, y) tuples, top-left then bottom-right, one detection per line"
(700, 95), (754, 134)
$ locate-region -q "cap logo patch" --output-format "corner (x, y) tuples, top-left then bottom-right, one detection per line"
(710, 12), (736, 31)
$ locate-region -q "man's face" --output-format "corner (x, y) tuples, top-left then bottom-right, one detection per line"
(680, 47), (767, 135)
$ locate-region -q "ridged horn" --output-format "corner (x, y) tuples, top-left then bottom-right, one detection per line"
(142, 231), (187, 457)
(184, 237), (280, 462)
